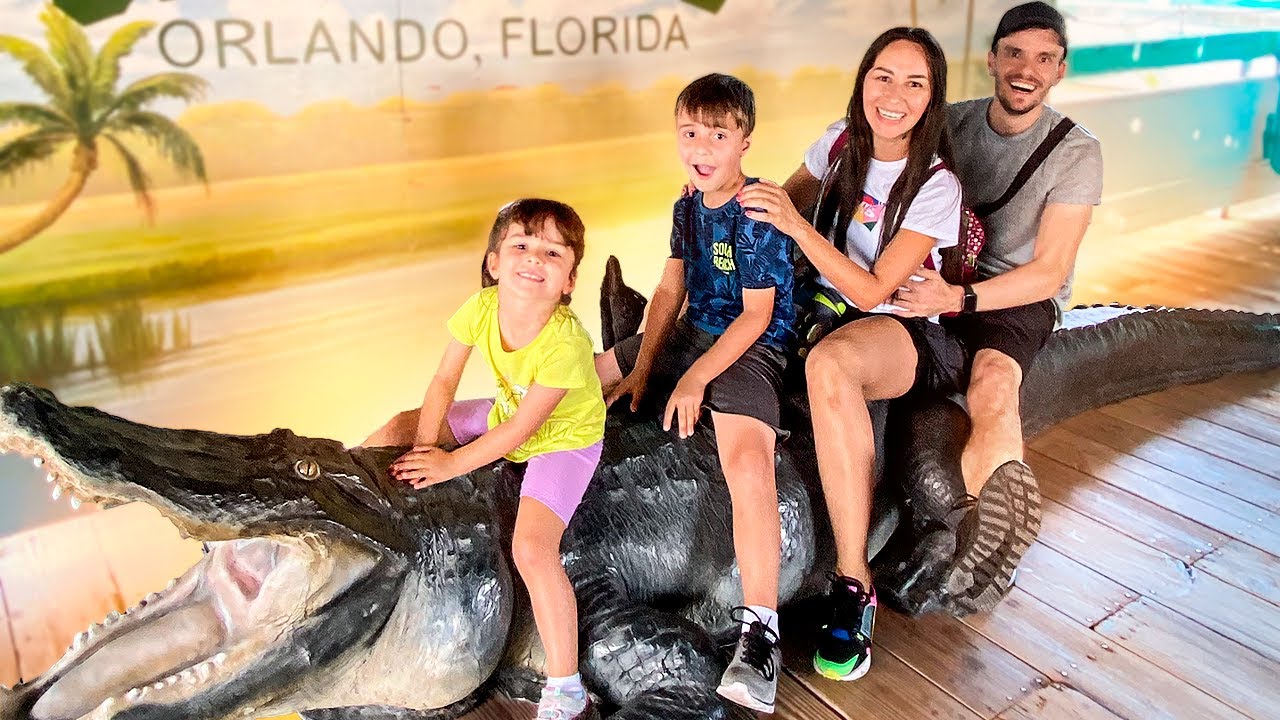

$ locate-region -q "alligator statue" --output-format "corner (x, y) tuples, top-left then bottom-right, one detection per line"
(0, 256), (1276, 720)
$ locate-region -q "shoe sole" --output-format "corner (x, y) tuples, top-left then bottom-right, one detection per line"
(813, 653), (872, 682)
(944, 461), (1041, 615)
(716, 682), (775, 714)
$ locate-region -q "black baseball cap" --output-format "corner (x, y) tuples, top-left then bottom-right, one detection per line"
(991, 1), (1068, 57)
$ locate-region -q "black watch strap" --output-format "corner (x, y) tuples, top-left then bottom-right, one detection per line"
(962, 284), (978, 314)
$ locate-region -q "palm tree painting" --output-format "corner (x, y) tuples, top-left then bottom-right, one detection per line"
(0, 3), (209, 254)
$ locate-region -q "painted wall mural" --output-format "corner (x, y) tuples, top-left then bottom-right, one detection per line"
(1, 0), (1276, 534)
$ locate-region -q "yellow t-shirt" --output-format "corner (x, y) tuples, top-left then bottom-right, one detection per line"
(447, 286), (606, 463)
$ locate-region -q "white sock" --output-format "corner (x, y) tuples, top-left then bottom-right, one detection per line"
(742, 605), (780, 637)
(545, 673), (585, 696)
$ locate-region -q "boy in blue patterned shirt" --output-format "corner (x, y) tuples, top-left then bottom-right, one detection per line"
(595, 73), (795, 715)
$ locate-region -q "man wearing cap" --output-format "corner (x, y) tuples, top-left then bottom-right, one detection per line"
(890, 0), (1104, 613)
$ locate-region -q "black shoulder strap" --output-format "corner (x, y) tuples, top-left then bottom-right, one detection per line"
(675, 194), (696, 265)
(973, 117), (1076, 218)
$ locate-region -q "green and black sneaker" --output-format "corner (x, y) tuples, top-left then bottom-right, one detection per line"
(813, 574), (877, 681)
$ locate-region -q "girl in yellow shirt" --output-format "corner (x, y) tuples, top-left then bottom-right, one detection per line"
(364, 199), (605, 720)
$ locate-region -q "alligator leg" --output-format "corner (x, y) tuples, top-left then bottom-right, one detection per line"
(570, 564), (734, 720)
(873, 396), (970, 615)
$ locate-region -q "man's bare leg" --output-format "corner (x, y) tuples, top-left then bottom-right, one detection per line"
(945, 348), (1041, 615)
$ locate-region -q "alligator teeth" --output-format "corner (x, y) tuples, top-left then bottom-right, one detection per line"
(73, 631), (88, 650)
(51, 485), (62, 501)
(213, 652), (226, 666)
(152, 682), (164, 691)
(180, 669), (196, 684)
(145, 592), (160, 604)
(105, 611), (120, 625)
(70, 496), (82, 510)
(33, 457), (43, 468)
(125, 689), (142, 703)
(194, 662), (213, 682)
(164, 674), (179, 686)
(46, 473), (54, 483)
(167, 579), (177, 590)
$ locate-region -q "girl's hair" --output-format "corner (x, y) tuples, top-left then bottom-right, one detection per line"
(816, 27), (954, 256)
(481, 198), (587, 304)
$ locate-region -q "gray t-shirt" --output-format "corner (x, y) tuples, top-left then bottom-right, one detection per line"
(947, 98), (1103, 308)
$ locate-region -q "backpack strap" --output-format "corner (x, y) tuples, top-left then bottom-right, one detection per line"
(681, 191), (741, 282)
(973, 117), (1076, 218)
(827, 127), (849, 167)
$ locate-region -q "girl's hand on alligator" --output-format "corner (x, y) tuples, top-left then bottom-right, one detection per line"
(390, 446), (459, 488)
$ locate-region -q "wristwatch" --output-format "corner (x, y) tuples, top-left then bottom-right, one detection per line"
(961, 284), (978, 314)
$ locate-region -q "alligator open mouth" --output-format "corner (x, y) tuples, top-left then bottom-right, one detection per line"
(0, 385), (397, 720)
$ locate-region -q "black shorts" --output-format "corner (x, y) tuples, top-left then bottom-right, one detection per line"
(613, 317), (788, 436)
(830, 311), (967, 395)
(943, 299), (1057, 377)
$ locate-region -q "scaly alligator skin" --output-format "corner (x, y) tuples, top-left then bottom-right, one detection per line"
(0, 261), (1275, 720)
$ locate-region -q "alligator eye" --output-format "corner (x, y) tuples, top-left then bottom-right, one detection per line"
(294, 459), (321, 480)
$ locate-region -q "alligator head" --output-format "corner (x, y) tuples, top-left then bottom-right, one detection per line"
(0, 383), (513, 720)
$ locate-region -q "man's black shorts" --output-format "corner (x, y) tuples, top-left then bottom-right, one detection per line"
(942, 299), (1057, 377)
(612, 317), (788, 436)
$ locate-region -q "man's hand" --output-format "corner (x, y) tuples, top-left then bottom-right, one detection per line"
(663, 372), (707, 439)
(606, 369), (651, 412)
(390, 446), (460, 489)
(892, 266), (965, 318)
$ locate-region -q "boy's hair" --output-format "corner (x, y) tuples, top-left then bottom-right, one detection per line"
(674, 73), (756, 137)
(482, 198), (586, 304)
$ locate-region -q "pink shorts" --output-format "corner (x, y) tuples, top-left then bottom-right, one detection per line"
(447, 399), (601, 526)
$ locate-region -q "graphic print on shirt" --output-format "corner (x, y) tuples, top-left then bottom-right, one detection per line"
(854, 192), (883, 231)
(496, 377), (528, 419)
(712, 240), (736, 273)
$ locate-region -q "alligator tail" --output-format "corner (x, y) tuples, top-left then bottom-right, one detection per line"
(600, 256), (649, 351)
(1020, 305), (1280, 438)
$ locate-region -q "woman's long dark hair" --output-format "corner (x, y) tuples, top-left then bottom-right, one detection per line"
(816, 27), (954, 258)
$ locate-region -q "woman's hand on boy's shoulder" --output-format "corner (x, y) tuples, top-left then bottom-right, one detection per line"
(738, 179), (805, 239)
(389, 445), (459, 488)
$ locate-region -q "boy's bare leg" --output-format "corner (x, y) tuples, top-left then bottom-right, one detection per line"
(359, 408), (458, 449)
(804, 317), (918, 585)
(511, 498), (578, 676)
(711, 412), (780, 610)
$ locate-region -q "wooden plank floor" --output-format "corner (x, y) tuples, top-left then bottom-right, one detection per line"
(1, 194), (1277, 719)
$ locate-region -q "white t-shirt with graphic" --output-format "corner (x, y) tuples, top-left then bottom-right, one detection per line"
(803, 118), (962, 314)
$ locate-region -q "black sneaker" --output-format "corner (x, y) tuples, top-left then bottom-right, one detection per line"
(716, 607), (780, 713)
(944, 460), (1041, 615)
(813, 574), (877, 681)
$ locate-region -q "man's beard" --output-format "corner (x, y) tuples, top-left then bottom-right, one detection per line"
(995, 81), (1041, 116)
